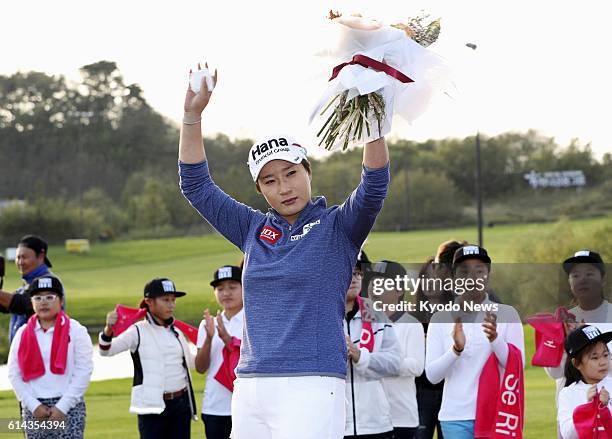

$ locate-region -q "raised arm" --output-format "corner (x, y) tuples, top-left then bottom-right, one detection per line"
(337, 136), (390, 248)
(363, 136), (389, 169)
(178, 65), (264, 250)
(99, 310), (139, 356)
(179, 63), (216, 164)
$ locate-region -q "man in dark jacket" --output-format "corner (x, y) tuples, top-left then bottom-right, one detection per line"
(0, 235), (59, 342)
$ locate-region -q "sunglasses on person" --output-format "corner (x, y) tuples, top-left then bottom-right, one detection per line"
(31, 294), (59, 303)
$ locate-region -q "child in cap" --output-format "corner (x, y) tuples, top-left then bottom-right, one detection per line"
(558, 325), (612, 438)
(344, 257), (401, 438)
(179, 65), (389, 439)
(99, 278), (196, 439)
(545, 250), (612, 396)
(7, 276), (93, 439)
(195, 265), (244, 439)
(425, 245), (525, 439)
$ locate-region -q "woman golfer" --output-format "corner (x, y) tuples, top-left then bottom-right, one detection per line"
(179, 67), (390, 438)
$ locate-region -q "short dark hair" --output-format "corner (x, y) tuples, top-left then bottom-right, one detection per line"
(255, 160), (311, 193)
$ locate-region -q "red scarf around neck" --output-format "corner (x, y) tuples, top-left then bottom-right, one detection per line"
(18, 311), (70, 382)
(356, 296), (374, 352)
(475, 343), (524, 438)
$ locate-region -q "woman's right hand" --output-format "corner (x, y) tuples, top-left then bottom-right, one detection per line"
(587, 384), (597, 402)
(104, 310), (118, 336)
(600, 386), (610, 406)
(105, 310), (118, 327)
(452, 318), (466, 354)
(184, 62), (218, 119)
(203, 309), (215, 340)
(32, 404), (51, 420)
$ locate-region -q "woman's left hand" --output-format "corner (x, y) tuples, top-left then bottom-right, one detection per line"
(346, 335), (362, 363)
(216, 311), (232, 347)
(482, 312), (498, 342)
(600, 386), (610, 406)
(48, 407), (66, 422)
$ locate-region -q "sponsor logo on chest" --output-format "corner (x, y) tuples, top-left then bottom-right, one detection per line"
(260, 226), (282, 244)
(290, 219), (321, 242)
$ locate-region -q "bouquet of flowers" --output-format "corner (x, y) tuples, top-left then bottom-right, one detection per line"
(310, 11), (450, 151)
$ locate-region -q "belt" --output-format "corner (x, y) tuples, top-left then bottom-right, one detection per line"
(163, 388), (187, 400)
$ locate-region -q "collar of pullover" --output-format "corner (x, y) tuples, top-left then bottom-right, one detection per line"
(268, 196), (327, 230)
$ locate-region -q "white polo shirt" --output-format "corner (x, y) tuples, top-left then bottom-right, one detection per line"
(7, 318), (94, 414)
(196, 309), (244, 416)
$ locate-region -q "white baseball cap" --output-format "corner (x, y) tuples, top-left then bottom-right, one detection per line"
(247, 134), (308, 181)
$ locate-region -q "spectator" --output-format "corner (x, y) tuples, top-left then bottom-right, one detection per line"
(195, 266), (244, 439)
(8, 276), (92, 439)
(344, 258), (400, 438)
(545, 250), (612, 395)
(425, 245), (525, 438)
(0, 235), (60, 342)
(558, 326), (612, 438)
(99, 278), (197, 439)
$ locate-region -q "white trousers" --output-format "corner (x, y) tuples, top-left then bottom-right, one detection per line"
(231, 376), (346, 439)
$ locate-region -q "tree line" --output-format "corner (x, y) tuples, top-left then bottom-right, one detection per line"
(1, 61), (611, 245)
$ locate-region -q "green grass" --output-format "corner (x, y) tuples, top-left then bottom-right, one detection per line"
(0, 375), (207, 438)
(2, 216), (610, 323)
(0, 215), (609, 336)
(1, 216), (610, 436)
(0, 326), (558, 438)
(0, 234), (241, 329)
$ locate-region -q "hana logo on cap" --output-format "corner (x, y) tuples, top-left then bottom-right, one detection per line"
(218, 266), (233, 279)
(462, 245), (480, 256)
(582, 326), (601, 340)
(574, 250), (591, 257)
(38, 277), (53, 289)
(247, 135), (307, 181)
(161, 280), (176, 293)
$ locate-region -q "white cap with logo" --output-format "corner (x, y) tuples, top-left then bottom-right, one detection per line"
(247, 134), (308, 181)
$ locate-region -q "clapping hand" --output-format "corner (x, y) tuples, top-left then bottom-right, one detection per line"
(452, 318), (466, 354)
(482, 312), (498, 342)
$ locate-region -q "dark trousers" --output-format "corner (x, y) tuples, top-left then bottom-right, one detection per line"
(344, 432), (394, 439)
(415, 385), (444, 439)
(202, 414), (232, 439)
(394, 426), (418, 439)
(137, 393), (191, 439)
